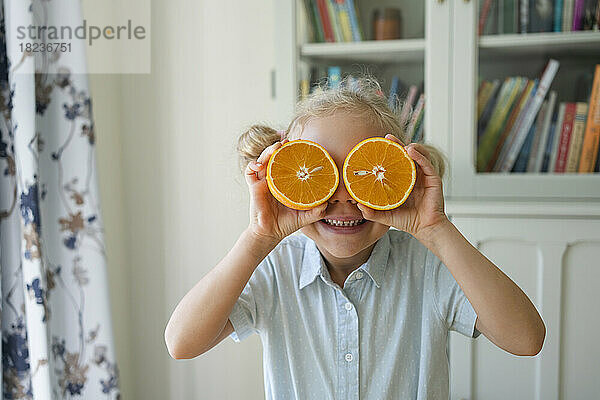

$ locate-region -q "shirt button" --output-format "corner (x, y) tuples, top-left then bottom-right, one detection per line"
(355, 271), (364, 280)
(344, 302), (353, 311)
(345, 353), (353, 362)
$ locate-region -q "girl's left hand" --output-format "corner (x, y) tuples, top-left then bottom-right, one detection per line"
(356, 134), (449, 239)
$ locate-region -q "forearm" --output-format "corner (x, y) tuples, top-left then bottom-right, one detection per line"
(164, 228), (278, 359)
(416, 219), (545, 356)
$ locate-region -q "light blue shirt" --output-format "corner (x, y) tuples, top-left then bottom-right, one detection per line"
(228, 228), (480, 399)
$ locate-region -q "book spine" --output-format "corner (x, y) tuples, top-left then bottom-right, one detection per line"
(503, 0), (517, 33)
(480, 0), (494, 35)
(565, 102), (589, 171)
(345, 0), (362, 41)
(336, 1), (354, 42)
(487, 78), (533, 171)
(578, 64), (600, 172)
(554, 0), (564, 31)
(400, 85), (418, 127)
(407, 94), (425, 141)
(554, 102), (577, 172)
(513, 123), (537, 172)
(533, 90), (558, 171)
(389, 76), (400, 111)
(572, 0), (586, 29)
(477, 77), (519, 170)
(311, 0), (325, 42)
(563, 0), (575, 30)
(328, 66), (342, 89)
(478, 80), (502, 141)
(526, 99), (549, 171)
(520, 0), (530, 32)
(316, 0), (335, 42)
(549, 103), (567, 171)
(327, 0), (342, 42)
(497, 59), (560, 172)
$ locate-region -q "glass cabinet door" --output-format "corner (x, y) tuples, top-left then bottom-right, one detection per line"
(450, 0), (600, 200)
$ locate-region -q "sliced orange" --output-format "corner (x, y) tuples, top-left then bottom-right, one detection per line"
(343, 137), (416, 210)
(266, 139), (339, 210)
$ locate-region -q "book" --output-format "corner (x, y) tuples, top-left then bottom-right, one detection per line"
(345, 0), (362, 41)
(328, 66), (341, 88)
(486, 78), (535, 171)
(530, 0), (555, 32)
(542, 121), (558, 171)
(407, 94), (425, 142)
(563, 0), (575, 30)
(327, 0), (342, 42)
(554, 102), (577, 172)
(503, 0), (518, 33)
(581, 0), (599, 29)
(400, 85), (418, 127)
(549, 103), (567, 171)
(565, 102), (589, 171)
(520, 0), (530, 32)
(495, 59), (560, 172)
(334, 0), (353, 41)
(530, 90), (558, 172)
(512, 121), (538, 172)
(526, 98), (549, 171)
(479, 0), (494, 35)
(554, 0), (564, 31)
(579, 64), (600, 172)
(477, 77), (523, 170)
(477, 79), (503, 144)
(316, 0), (335, 42)
(572, 0), (586, 29)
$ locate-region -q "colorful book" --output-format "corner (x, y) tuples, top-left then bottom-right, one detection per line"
(328, 66), (341, 88)
(486, 78), (534, 171)
(316, 0), (335, 42)
(512, 121), (537, 172)
(563, 0), (575, 31)
(554, 102), (577, 172)
(400, 85), (418, 128)
(530, 0), (555, 32)
(327, 0), (342, 42)
(407, 94), (425, 142)
(549, 103), (567, 172)
(579, 64), (600, 172)
(565, 102), (589, 171)
(554, 0), (564, 31)
(526, 98), (549, 171)
(344, 0), (362, 41)
(477, 77), (523, 171)
(572, 0), (586, 29)
(335, 0), (354, 41)
(477, 80), (503, 144)
(530, 90), (558, 172)
(495, 59), (560, 172)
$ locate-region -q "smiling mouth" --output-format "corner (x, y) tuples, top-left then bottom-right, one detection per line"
(320, 218), (367, 227)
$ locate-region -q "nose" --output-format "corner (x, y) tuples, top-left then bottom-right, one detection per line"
(328, 180), (357, 205)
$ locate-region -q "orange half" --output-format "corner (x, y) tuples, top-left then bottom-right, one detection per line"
(266, 139), (339, 210)
(343, 137), (416, 210)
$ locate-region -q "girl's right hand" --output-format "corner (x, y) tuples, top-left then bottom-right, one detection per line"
(244, 139), (328, 244)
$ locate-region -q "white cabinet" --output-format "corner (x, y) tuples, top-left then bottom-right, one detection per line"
(449, 213), (600, 400)
(274, 1), (600, 398)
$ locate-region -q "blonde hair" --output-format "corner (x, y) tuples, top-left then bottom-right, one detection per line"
(236, 74), (447, 179)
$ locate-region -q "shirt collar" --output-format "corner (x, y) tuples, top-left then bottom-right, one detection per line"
(298, 230), (391, 290)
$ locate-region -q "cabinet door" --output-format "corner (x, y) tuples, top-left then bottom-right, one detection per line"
(449, 0), (600, 200)
(448, 216), (600, 400)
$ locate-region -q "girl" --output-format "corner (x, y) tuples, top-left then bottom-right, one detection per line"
(164, 75), (545, 399)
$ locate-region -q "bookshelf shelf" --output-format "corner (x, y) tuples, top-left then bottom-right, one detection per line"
(479, 31), (600, 57)
(300, 38), (425, 63)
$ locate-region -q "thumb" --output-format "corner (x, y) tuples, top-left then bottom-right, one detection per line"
(302, 202), (328, 225)
(357, 203), (390, 225)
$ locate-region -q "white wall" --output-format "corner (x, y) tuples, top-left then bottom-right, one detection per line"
(86, 0), (277, 398)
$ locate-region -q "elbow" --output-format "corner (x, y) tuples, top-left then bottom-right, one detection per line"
(164, 322), (189, 360)
(525, 318), (546, 356)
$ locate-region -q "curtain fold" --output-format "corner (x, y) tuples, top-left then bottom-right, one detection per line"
(0, 0), (120, 398)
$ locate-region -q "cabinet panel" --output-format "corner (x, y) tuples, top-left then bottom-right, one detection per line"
(448, 217), (600, 400)
(561, 243), (600, 400)
(472, 240), (539, 400)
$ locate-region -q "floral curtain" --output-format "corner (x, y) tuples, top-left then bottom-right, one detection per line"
(0, 0), (120, 398)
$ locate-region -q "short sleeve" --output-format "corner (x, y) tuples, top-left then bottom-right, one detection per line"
(426, 249), (481, 339)
(228, 255), (276, 343)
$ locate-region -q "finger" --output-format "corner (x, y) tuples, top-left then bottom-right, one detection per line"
(406, 145), (437, 177)
(244, 161), (262, 185)
(357, 203), (391, 225)
(385, 133), (405, 146)
(257, 141), (283, 165)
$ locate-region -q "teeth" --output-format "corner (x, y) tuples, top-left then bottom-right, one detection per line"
(324, 219), (364, 227)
